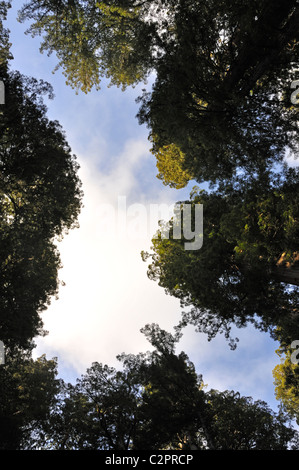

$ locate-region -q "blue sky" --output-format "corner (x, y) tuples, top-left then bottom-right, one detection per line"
(4, 1), (293, 414)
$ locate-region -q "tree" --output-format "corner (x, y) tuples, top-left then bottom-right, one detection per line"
(202, 389), (296, 450)
(35, 351), (148, 450)
(18, 0), (299, 184)
(136, 0), (299, 185)
(273, 341), (299, 426)
(21, 324), (299, 450)
(18, 0), (160, 94)
(0, 1), (12, 65)
(129, 323), (210, 450)
(0, 68), (83, 239)
(0, 348), (60, 450)
(141, 168), (299, 348)
(0, 66), (83, 348)
(149, 134), (193, 189)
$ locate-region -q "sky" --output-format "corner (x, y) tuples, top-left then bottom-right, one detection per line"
(3, 1), (294, 414)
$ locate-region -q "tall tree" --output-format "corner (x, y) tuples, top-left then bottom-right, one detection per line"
(273, 340), (299, 426)
(18, 0), (160, 94)
(0, 348), (60, 450)
(0, 66), (83, 348)
(202, 389), (296, 450)
(136, 0), (299, 185)
(18, 0), (299, 184)
(0, 1), (12, 65)
(141, 168), (299, 348)
(22, 324), (299, 450)
(129, 323), (210, 450)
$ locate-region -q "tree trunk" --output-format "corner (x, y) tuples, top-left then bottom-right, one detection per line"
(272, 266), (299, 286)
(220, 0), (298, 99)
(272, 254), (299, 287)
(236, 253), (299, 287)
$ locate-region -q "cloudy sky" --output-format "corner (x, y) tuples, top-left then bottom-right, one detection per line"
(4, 1), (291, 412)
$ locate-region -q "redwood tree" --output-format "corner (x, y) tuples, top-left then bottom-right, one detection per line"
(141, 168), (299, 348)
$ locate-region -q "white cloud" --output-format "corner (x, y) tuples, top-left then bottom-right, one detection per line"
(34, 136), (184, 375)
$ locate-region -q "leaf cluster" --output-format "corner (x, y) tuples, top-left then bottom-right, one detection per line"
(0, 66), (83, 348)
(17, 324), (298, 450)
(143, 170), (299, 347)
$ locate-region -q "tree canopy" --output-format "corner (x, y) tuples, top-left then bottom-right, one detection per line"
(141, 168), (299, 348)
(7, 324), (297, 450)
(0, 1), (12, 65)
(18, 0), (299, 185)
(1, 0), (298, 452)
(0, 347), (60, 450)
(18, 0), (160, 94)
(0, 64), (83, 348)
(136, 0), (299, 184)
(273, 340), (299, 426)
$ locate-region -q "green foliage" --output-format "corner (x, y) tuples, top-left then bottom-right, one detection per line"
(0, 67), (83, 348)
(11, 0), (299, 451)
(133, 350), (205, 450)
(137, 0), (299, 184)
(36, 363), (142, 449)
(18, 0), (157, 93)
(18, 0), (299, 182)
(0, 1), (12, 65)
(15, 324), (298, 450)
(273, 344), (299, 425)
(0, 349), (60, 450)
(204, 389), (296, 450)
(0, 68), (83, 237)
(142, 170), (299, 348)
(149, 134), (193, 189)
